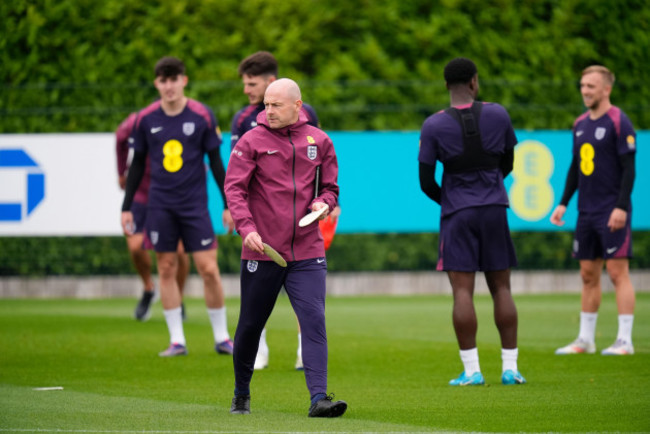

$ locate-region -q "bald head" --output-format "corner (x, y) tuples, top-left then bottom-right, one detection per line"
(266, 78), (302, 100)
(264, 78), (303, 129)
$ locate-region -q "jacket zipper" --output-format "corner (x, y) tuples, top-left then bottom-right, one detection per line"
(289, 131), (297, 261)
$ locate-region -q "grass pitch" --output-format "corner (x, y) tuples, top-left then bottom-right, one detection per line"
(1, 291), (649, 433)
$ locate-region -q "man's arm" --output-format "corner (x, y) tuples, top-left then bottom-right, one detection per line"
(550, 155), (578, 226)
(311, 136), (339, 212)
(500, 148), (514, 177)
(559, 155), (579, 207)
(615, 152), (635, 210)
(207, 148), (228, 209)
(419, 162), (441, 204)
(121, 150), (146, 212)
(225, 140), (258, 241)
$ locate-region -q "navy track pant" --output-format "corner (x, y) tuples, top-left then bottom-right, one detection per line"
(233, 257), (328, 398)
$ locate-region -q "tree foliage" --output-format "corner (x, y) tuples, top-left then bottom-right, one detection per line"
(2, 0), (649, 132)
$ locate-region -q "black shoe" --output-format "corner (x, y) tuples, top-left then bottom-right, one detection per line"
(230, 395), (251, 414)
(308, 394), (347, 418)
(134, 290), (157, 321)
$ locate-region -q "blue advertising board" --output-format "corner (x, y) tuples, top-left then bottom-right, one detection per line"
(208, 131), (648, 233)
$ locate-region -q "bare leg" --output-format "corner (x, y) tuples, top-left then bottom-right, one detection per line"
(485, 269), (517, 349)
(448, 271), (477, 350)
(606, 258), (635, 314)
(157, 252), (181, 309)
(126, 233), (154, 291)
(580, 259), (603, 313)
(192, 249), (224, 309)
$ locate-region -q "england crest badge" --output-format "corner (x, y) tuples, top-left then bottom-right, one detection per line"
(595, 127), (606, 140)
(307, 145), (317, 160)
(183, 122), (195, 136)
(247, 260), (258, 273)
(150, 231), (159, 245)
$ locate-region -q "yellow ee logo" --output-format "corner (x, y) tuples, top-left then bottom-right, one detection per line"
(509, 140), (554, 221)
(579, 143), (595, 176)
(163, 140), (184, 173)
(307, 135), (316, 144)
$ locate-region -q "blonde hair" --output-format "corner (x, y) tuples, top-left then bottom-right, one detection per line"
(582, 65), (615, 86)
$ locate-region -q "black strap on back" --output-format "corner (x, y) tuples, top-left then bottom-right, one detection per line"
(442, 101), (501, 174)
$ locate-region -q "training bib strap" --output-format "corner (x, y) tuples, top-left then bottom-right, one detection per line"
(443, 102), (501, 174)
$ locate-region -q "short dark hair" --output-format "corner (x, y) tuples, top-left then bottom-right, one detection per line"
(444, 57), (478, 85)
(238, 51), (278, 77)
(154, 56), (186, 78)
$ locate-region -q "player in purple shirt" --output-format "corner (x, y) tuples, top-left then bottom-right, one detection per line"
(116, 112), (190, 322)
(419, 58), (525, 386)
(121, 56), (235, 357)
(232, 51), (340, 371)
(551, 65), (637, 356)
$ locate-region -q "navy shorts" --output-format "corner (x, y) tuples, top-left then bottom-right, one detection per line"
(130, 201), (148, 234)
(437, 205), (517, 272)
(144, 206), (217, 253)
(573, 211), (633, 260)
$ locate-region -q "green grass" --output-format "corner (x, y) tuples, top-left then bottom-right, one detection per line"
(1, 292), (649, 433)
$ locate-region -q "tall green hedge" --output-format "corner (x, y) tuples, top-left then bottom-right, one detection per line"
(2, 232), (650, 276)
(2, 0), (649, 133)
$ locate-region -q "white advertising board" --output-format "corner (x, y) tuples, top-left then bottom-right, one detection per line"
(0, 134), (123, 236)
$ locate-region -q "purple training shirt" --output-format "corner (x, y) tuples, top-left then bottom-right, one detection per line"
(418, 101), (517, 217)
(132, 99), (222, 210)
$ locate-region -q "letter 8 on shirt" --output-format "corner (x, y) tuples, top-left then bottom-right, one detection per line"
(133, 99), (222, 210)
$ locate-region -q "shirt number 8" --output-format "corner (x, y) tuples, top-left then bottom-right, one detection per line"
(163, 140), (184, 173)
(580, 143), (595, 176)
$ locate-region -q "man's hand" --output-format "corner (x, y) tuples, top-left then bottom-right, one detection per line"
(121, 211), (135, 236)
(244, 232), (264, 254)
(607, 208), (627, 232)
(118, 175), (127, 190)
(311, 201), (330, 221)
(222, 209), (235, 234)
(550, 205), (567, 227)
(329, 205), (341, 223)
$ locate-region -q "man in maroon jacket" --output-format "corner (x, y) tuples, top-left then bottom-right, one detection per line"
(225, 78), (346, 417)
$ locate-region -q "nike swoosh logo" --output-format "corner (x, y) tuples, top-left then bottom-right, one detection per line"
(606, 247), (618, 254)
(267, 150), (278, 154)
(317, 258), (325, 263)
(576, 130), (584, 137)
(201, 238), (213, 246)
(151, 127), (163, 134)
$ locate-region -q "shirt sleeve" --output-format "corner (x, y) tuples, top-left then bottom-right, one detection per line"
(312, 135), (339, 211)
(203, 108), (222, 153)
(230, 111), (243, 151)
(617, 114), (637, 156)
(418, 118), (438, 166)
(116, 113), (136, 176)
(224, 138), (258, 242)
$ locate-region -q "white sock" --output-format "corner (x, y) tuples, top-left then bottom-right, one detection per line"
(297, 332), (302, 358)
(258, 328), (269, 355)
(578, 312), (598, 343)
(616, 314), (634, 344)
(502, 348), (518, 373)
(163, 307), (185, 346)
(460, 348), (480, 376)
(207, 307), (230, 343)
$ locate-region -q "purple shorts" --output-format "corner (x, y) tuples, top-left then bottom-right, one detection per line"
(437, 205), (517, 272)
(573, 211), (633, 260)
(130, 201), (148, 234)
(143, 206), (217, 253)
